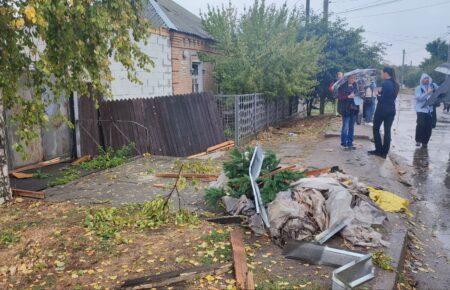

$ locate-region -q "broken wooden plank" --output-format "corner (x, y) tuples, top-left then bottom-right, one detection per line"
(206, 140), (235, 153)
(72, 155), (91, 165)
(153, 183), (166, 189)
(10, 172), (35, 179)
(121, 263), (232, 289)
(12, 157), (62, 173)
(260, 165), (297, 179)
(12, 188), (45, 199)
(304, 166), (340, 177)
(187, 152), (208, 159)
(155, 173), (219, 180)
(230, 228), (254, 290)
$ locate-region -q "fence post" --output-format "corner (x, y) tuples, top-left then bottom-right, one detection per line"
(234, 95), (240, 146)
(253, 93), (257, 135)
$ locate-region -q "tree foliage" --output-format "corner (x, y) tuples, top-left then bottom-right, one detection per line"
(421, 38), (448, 84)
(201, 0), (323, 98)
(300, 15), (385, 103)
(0, 0), (153, 152)
(402, 66), (422, 88)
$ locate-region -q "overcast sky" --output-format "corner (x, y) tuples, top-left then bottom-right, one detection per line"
(174, 0), (450, 66)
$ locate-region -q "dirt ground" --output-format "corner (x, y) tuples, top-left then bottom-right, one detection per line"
(1, 115), (407, 290)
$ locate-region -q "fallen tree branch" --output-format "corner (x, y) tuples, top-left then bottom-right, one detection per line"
(121, 263), (233, 289)
(156, 173), (218, 181)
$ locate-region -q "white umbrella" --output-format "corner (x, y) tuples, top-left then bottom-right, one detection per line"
(332, 69), (377, 95)
(435, 63), (450, 75)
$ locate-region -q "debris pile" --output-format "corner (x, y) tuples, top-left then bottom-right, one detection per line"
(208, 146), (408, 248)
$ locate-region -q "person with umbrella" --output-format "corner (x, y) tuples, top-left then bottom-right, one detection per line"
(415, 73), (439, 148)
(337, 75), (359, 150)
(368, 67), (400, 158)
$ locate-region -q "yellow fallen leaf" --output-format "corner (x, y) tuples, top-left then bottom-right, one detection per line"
(205, 275), (215, 282)
(87, 269), (95, 275)
(109, 275), (117, 280)
(96, 268), (104, 273)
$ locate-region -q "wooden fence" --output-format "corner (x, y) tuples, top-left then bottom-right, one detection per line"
(78, 93), (226, 157)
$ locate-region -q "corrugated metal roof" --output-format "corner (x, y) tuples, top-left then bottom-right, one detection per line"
(147, 0), (212, 40)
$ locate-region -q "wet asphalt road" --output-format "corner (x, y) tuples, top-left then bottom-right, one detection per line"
(392, 94), (450, 288)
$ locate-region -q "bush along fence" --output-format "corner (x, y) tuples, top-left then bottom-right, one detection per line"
(216, 94), (303, 146)
(77, 93), (226, 157)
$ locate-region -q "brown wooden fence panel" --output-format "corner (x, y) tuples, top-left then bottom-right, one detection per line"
(91, 93), (226, 157)
(78, 97), (100, 157)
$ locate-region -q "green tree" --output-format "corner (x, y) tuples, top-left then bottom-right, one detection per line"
(201, 0), (323, 99)
(300, 15), (385, 115)
(421, 38), (448, 84)
(402, 66), (422, 88)
(0, 0), (153, 200)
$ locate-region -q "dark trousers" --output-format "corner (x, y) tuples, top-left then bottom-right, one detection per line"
(373, 109), (395, 155)
(415, 112), (433, 145)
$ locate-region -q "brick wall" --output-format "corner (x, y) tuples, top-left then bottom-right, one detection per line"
(170, 31), (217, 95)
(110, 28), (173, 99)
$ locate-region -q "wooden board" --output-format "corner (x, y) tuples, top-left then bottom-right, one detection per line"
(207, 140), (235, 153)
(230, 228), (255, 290)
(72, 155), (91, 165)
(121, 263), (232, 289)
(12, 189), (45, 199)
(10, 172), (34, 179)
(12, 157), (62, 173)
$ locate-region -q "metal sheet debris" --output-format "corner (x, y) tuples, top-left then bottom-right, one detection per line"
(315, 217), (350, 245)
(283, 240), (375, 289)
(249, 146), (270, 228)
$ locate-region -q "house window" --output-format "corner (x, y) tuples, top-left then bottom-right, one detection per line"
(191, 63), (200, 93)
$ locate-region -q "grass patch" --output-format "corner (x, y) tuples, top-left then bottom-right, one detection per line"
(48, 144), (135, 187)
(196, 229), (231, 265)
(33, 169), (52, 179)
(372, 250), (394, 271)
(255, 279), (319, 290)
(0, 231), (21, 246)
(84, 197), (199, 240)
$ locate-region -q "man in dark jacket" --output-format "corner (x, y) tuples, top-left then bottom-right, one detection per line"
(338, 75), (359, 150)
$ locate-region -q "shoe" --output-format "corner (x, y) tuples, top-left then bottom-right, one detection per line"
(416, 142), (421, 147)
(422, 143), (428, 148)
(368, 150), (379, 156)
(349, 145), (357, 150)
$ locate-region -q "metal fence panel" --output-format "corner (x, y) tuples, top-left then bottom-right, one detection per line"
(216, 94), (302, 146)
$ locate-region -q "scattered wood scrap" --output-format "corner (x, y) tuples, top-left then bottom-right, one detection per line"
(304, 166), (340, 177)
(121, 263), (232, 289)
(207, 140), (235, 153)
(153, 183), (166, 189)
(12, 188), (45, 199)
(11, 157), (62, 174)
(10, 172), (34, 179)
(260, 165), (297, 179)
(72, 155), (91, 165)
(230, 228), (255, 290)
(188, 140), (235, 159)
(155, 173), (218, 181)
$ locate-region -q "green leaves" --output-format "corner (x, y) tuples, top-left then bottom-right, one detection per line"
(0, 0), (153, 152)
(201, 0), (322, 98)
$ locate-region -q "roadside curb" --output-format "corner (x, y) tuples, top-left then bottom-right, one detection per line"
(324, 131), (371, 140)
(373, 216), (409, 290)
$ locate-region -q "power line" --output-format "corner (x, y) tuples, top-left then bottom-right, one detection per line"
(350, 1), (450, 19)
(335, 0), (404, 14)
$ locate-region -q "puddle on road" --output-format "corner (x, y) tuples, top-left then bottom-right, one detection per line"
(392, 95), (450, 252)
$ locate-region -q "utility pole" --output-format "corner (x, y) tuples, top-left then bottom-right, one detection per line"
(401, 49), (406, 87)
(323, 0), (329, 25)
(306, 0), (311, 25)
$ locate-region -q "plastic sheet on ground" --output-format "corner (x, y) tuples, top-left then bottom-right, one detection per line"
(268, 177), (388, 247)
(368, 187), (412, 216)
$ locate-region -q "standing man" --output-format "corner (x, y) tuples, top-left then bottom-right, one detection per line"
(368, 67), (399, 158)
(337, 75), (359, 150)
(415, 74), (438, 148)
